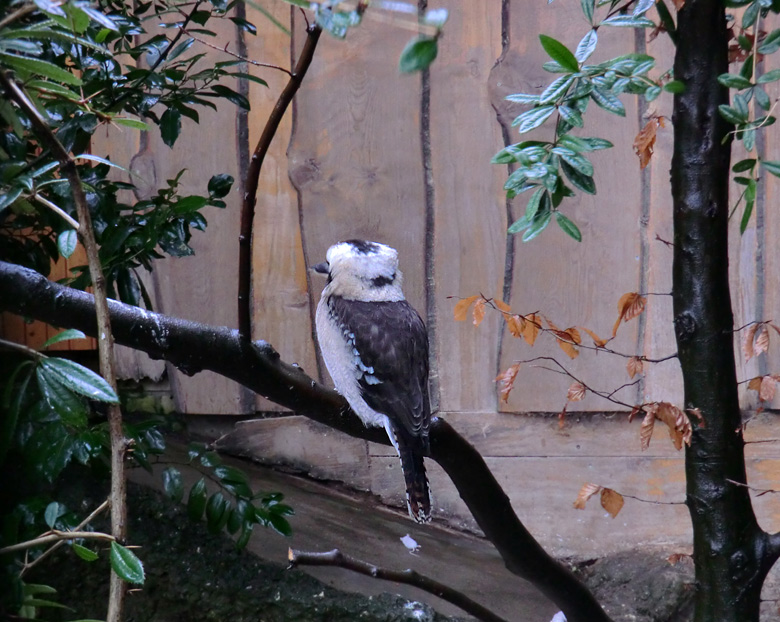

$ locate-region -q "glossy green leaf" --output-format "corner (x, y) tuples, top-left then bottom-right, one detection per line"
(575, 29), (598, 63)
(399, 36), (438, 73)
(110, 542), (145, 584)
(645, 85), (661, 102)
(0, 53), (82, 85)
(205, 491), (230, 534)
(210, 85), (250, 110)
(732, 158), (756, 173)
(505, 93), (540, 104)
(580, 0), (594, 23)
(71, 543), (99, 562)
(757, 69), (780, 84)
(758, 29), (780, 54)
(266, 512), (292, 537)
(743, 1), (759, 28)
(590, 87), (625, 116)
(38, 358), (118, 403)
(558, 105), (584, 128)
(539, 35), (579, 73)
(663, 80), (685, 93)
(35, 366), (88, 427)
(600, 15), (654, 28)
(513, 105), (556, 133)
(560, 152), (594, 177)
(539, 75), (573, 104)
(44, 501), (64, 528)
(555, 212), (582, 242)
(162, 467), (184, 503)
(160, 107), (182, 148)
(741, 197), (754, 234)
(761, 160), (780, 177)
(208, 174), (234, 198)
(718, 73), (752, 89)
(522, 206), (552, 242)
(187, 477), (208, 520)
(112, 118), (151, 131)
(718, 104), (747, 124)
(561, 159), (596, 194)
(57, 229), (78, 259)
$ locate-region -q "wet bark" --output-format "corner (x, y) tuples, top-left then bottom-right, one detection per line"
(671, 3), (779, 619)
(0, 259), (612, 622)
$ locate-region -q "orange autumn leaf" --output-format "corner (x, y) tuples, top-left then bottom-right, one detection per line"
(494, 299), (511, 314)
(600, 488), (624, 518)
(567, 382), (586, 402)
(579, 326), (609, 348)
(546, 318), (580, 359)
(454, 295), (480, 321)
(748, 376), (763, 392)
(495, 362), (521, 403)
(640, 407), (656, 451)
(521, 313), (540, 346)
(640, 402), (692, 451)
(473, 297), (486, 327)
(626, 356), (644, 379)
(612, 292), (647, 337)
(633, 116), (665, 170)
(506, 314), (526, 339)
(573, 483), (602, 510)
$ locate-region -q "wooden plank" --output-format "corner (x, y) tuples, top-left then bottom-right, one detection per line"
(429, 1), (505, 413)
(289, 12), (429, 377)
(493, 4), (643, 412)
(135, 15), (250, 413)
(244, 3), (318, 411)
(219, 417), (371, 489)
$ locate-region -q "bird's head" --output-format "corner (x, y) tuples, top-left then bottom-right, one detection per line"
(313, 239), (404, 302)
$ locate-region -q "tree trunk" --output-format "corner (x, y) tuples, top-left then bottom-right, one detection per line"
(671, 3), (774, 620)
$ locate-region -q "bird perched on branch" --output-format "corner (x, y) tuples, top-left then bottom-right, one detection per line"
(313, 239), (432, 522)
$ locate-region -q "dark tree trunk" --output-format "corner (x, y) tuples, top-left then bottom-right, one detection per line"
(671, 3), (777, 619)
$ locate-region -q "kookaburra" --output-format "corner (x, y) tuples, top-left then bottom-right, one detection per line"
(313, 239), (432, 523)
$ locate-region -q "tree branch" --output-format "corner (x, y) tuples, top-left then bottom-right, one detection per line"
(237, 22), (322, 339)
(288, 548), (509, 622)
(0, 530), (115, 555)
(0, 260), (612, 622)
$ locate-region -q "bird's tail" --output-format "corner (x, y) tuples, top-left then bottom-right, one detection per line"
(398, 442), (432, 523)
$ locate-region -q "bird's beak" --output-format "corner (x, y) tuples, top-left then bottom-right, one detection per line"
(311, 262), (329, 275)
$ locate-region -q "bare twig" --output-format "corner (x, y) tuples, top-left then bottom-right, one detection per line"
(21, 500), (110, 576)
(183, 29), (293, 76)
(0, 337), (43, 359)
(726, 479), (780, 497)
(288, 548), (509, 622)
(30, 193), (81, 230)
(237, 22), (322, 339)
(0, 72), (128, 622)
(0, 530), (115, 555)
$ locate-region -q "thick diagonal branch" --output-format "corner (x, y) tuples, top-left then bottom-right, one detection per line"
(0, 260), (612, 622)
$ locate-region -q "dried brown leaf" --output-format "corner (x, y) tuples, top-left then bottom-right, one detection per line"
(628, 405), (642, 423)
(579, 326), (608, 348)
(655, 401), (692, 450)
(600, 488), (624, 518)
(613, 292), (647, 337)
(754, 326), (770, 357)
(633, 117), (662, 170)
(743, 323), (759, 362)
(558, 403), (567, 429)
(506, 314), (525, 339)
(573, 483), (602, 510)
(556, 338), (580, 359)
(494, 299), (511, 314)
(627, 356), (644, 379)
(472, 298), (486, 327)
(454, 295), (480, 321)
(748, 376), (763, 392)
(760, 375), (777, 402)
(567, 382), (586, 402)
(495, 362), (521, 403)
(522, 313), (540, 346)
(640, 406), (657, 451)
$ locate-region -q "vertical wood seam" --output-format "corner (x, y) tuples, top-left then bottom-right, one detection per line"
(754, 59), (767, 379)
(418, 0), (440, 413)
(634, 28), (651, 405)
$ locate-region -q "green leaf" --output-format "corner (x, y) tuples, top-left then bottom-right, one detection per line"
(575, 29), (598, 63)
(160, 107), (182, 148)
(205, 491), (230, 534)
(57, 229), (77, 259)
(558, 105), (584, 128)
(266, 512), (292, 537)
(743, 1), (759, 28)
(741, 197), (754, 233)
(0, 362), (32, 463)
(645, 85), (661, 102)
(174, 196), (208, 213)
(513, 105), (556, 133)
(74, 154), (129, 173)
(761, 160), (780, 177)
(580, 0), (594, 23)
(539, 35), (579, 73)
(523, 187), (546, 224)
(72, 543), (99, 562)
(559, 152), (594, 177)
(110, 542), (145, 585)
(757, 69), (780, 84)
(399, 36), (438, 73)
(663, 80), (685, 93)
(38, 358), (119, 403)
(36, 366), (88, 427)
(718, 73), (752, 89)
(112, 118), (151, 131)
(162, 467), (184, 503)
(555, 212), (582, 242)
(732, 158), (756, 173)
(0, 186), (23, 213)
(522, 206), (552, 242)
(590, 87), (625, 116)
(0, 53), (82, 85)
(539, 75), (573, 104)
(561, 159), (596, 194)
(505, 93), (540, 104)
(600, 15), (655, 28)
(187, 477), (208, 520)
(719, 104), (747, 124)
(758, 28), (780, 54)
(208, 173), (234, 198)
(210, 84), (251, 110)
(44, 501), (64, 528)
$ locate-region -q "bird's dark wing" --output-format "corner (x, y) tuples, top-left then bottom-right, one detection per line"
(327, 297), (430, 443)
